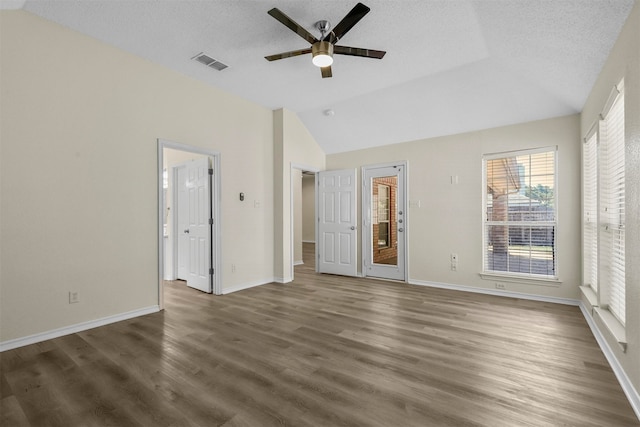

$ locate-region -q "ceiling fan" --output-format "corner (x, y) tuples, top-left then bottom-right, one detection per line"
(265, 2), (386, 78)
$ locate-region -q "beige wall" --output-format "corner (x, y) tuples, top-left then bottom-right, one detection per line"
(0, 11), (274, 342)
(328, 114), (581, 300)
(302, 175), (316, 242)
(580, 1), (640, 398)
(273, 109), (325, 282)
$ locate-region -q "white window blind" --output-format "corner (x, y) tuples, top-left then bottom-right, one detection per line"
(583, 131), (598, 292)
(483, 148), (557, 279)
(599, 89), (625, 325)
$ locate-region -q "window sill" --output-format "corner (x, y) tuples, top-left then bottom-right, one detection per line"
(479, 272), (561, 287)
(594, 307), (627, 352)
(579, 285), (598, 307)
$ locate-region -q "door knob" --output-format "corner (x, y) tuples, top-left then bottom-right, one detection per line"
(184, 229), (190, 234)
(350, 226), (356, 230)
(398, 228), (404, 232)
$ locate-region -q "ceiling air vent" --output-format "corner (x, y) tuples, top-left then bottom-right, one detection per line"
(192, 53), (228, 71)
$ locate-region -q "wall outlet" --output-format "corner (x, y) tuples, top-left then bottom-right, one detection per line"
(231, 263), (236, 273)
(495, 283), (506, 290)
(69, 291), (80, 304)
(450, 253), (458, 271)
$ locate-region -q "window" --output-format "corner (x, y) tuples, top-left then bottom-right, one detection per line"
(583, 132), (598, 293)
(583, 81), (625, 326)
(483, 147), (557, 279)
(377, 184), (390, 248)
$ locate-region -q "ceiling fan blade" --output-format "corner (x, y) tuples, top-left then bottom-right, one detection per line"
(265, 48), (312, 61)
(324, 3), (370, 43)
(321, 66), (332, 78)
(334, 45), (386, 59)
(268, 8), (318, 45)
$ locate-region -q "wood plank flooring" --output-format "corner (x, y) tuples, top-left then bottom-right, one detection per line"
(2, 243), (638, 426)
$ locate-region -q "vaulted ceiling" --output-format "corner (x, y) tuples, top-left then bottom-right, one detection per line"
(18, 0), (635, 154)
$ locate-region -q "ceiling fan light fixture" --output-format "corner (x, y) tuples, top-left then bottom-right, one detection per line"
(312, 41), (334, 67)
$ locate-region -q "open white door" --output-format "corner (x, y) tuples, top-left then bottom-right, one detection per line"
(186, 157), (212, 293)
(317, 169), (358, 277)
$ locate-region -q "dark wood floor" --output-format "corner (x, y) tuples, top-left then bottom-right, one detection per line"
(1, 243), (638, 426)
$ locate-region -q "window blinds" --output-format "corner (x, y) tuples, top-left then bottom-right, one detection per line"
(600, 90), (625, 325)
(583, 132), (598, 292)
(484, 148), (557, 278)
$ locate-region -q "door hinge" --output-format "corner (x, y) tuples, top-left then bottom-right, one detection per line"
(209, 218), (214, 225)
(208, 168), (214, 175)
(209, 268), (214, 275)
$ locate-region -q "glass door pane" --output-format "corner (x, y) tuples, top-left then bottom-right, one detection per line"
(371, 176), (397, 266)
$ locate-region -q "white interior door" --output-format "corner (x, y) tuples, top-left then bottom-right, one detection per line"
(317, 169), (357, 276)
(186, 157), (212, 293)
(363, 164), (406, 281)
(176, 165), (188, 280)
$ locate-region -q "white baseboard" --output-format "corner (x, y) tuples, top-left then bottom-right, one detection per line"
(222, 278), (276, 295)
(293, 260), (304, 266)
(0, 305), (160, 352)
(408, 278), (580, 306)
(579, 303), (640, 421)
(273, 276), (293, 284)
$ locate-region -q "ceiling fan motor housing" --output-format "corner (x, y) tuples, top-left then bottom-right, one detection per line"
(312, 41), (333, 58)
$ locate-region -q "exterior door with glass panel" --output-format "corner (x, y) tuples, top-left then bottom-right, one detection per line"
(363, 164), (406, 281)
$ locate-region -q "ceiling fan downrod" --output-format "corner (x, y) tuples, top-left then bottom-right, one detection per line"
(315, 20), (331, 39)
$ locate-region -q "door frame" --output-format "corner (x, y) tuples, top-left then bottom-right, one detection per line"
(290, 163), (320, 281)
(157, 139), (222, 309)
(361, 161), (409, 282)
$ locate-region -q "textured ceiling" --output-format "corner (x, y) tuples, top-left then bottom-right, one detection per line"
(18, 0), (635, 154)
